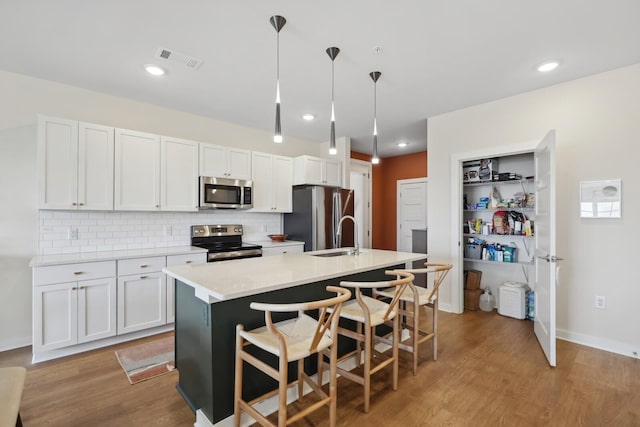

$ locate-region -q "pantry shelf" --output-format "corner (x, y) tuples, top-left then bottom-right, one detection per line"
(463, 258), (533, 266)
(463, 233), (534, 239)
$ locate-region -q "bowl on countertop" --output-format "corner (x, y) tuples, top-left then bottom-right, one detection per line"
(267, 234), (288, 242)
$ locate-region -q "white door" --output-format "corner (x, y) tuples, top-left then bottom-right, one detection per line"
(117, 272), (166, 334)
(227, 148), (252, 180)
(78, 122), (114, 210)
(114, 129), (160, 211)
(273, 155), (293, 212)
(34, 282), (78, 351)
(160, 136), (199, 211)
(250, 152), (273, 212)
(77, 277), (117, 343)
(397, 178), (427, 252)
(534, 130), (558, 367)
(37, 116), (78, 209)
(349, 160), (372, 249)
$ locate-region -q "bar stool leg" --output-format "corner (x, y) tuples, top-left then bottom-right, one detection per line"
(392, 315), (399, 390)
(278, 355), (288, 427)
(433, 298), (438, 361)
(363, 324), (372, 413)
(297, 359), (304, 400)
(329, 340), (338, 427)
(234, 325), (244, 427)
(413, 297), (420, 375)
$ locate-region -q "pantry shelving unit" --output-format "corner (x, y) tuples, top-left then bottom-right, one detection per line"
(462, 154), (535, 293)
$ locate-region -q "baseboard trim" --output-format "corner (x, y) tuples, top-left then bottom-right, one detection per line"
(31, 324), (174, 363)
(0, 336), (32, 353)
(557, 328), (639, 360)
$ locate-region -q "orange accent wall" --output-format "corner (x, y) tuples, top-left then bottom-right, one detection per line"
(351, 151), (428, 250)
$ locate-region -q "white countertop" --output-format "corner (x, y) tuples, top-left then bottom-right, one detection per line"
(30, 246), (208, 267)
(163, 248), (426, 302)
(248, 240), (304, 248)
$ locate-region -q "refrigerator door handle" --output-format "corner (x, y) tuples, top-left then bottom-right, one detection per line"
(333, 191), (342, 248)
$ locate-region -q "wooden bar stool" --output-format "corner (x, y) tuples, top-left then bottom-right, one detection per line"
(375, 262), (452, 375)
(320, 270), (414, 413)
(234, 286), (351, 427)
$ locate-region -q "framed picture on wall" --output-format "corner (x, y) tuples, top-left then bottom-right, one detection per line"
(579, 179), (621, 218)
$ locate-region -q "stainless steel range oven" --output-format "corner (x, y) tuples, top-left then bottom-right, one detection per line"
(191, 224), (262, 262)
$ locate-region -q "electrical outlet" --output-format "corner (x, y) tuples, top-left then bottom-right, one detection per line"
(68, 227), (78, 240)
(595, 295), (605, 309)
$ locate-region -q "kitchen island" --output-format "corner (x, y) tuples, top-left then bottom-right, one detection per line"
(163, 248), (426, 426)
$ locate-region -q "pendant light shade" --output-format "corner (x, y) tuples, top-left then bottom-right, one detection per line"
(370, 71), (381, 164)
(270, 15), (286, 143)
(326, 47), (340, 155)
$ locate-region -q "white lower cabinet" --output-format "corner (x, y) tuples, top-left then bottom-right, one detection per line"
(117, 257), (167, 334)
(166, 253), (207, 323)
(33, 262), (117, 353)
(32, 250), (205, 362)
(261, 243), (304, 256)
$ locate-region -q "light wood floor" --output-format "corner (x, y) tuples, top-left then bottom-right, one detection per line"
(2, 310), (639, 426)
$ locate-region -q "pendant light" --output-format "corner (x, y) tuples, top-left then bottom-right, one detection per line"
(270, 15), (286, 143)
(326, 47), (340, 155)
(369, 71), (381, 164)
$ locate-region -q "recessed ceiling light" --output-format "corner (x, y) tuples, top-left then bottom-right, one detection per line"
(537, 61), (559, 73)
(145, 64), (165, 76)
(398, 142), (408, 148)
(302, 114), (315, 121)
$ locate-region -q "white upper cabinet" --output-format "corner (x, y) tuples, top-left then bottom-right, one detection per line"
(199, 143), (251, 180)
(161, 136), (199, 211)
(114, 128), (161, 211)
(293, 155), (342, 187)
(38, 116), (114, 210)
(251, 152), (292, 212)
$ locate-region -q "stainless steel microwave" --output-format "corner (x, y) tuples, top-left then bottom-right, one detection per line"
(199, 177), (253, 210)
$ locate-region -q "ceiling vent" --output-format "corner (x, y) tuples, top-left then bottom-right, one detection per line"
(155, 48), (203, 69)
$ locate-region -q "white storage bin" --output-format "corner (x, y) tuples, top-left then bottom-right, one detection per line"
(498, 283), (526, 319)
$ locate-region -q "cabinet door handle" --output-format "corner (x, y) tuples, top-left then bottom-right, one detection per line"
(140, 264), (148, 268)
(73, 271), (83, 275)
(140, 275), (148, 279)
(79, 203), (84, 206)
(72, 202), (77, 206)
(71, 287), (77, 290)
(78, 286), (85, 290)
(185, 260), (192, 264)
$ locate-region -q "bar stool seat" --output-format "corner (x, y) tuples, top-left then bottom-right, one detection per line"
(321, 270), (414, 413)
(375, 262), (452, 375)
(239, 313), (333, 361)
(234, 285), (351, 427)
(338, 295), (395, 326)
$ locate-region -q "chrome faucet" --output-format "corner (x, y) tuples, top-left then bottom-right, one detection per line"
(336, 215), (359, 255)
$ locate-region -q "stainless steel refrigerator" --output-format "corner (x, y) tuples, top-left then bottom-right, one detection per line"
(284, 186), (355, 252)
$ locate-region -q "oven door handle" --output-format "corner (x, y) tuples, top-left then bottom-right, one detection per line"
(208, 248), (263, 261)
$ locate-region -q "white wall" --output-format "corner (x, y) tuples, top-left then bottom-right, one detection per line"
(428, 64), (640, 358)
(0, 69), (324, 350)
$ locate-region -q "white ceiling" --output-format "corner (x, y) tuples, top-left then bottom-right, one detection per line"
(2, 1), (639, 158)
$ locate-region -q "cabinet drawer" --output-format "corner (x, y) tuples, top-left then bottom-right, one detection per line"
(262, 245), (304, 256)
(33, 261), (116, 286)
(166, 253), (207, 267)
(117, 256), (166, 276)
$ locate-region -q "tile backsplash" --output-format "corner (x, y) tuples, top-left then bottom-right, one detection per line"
(38, 210), (283, 255)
